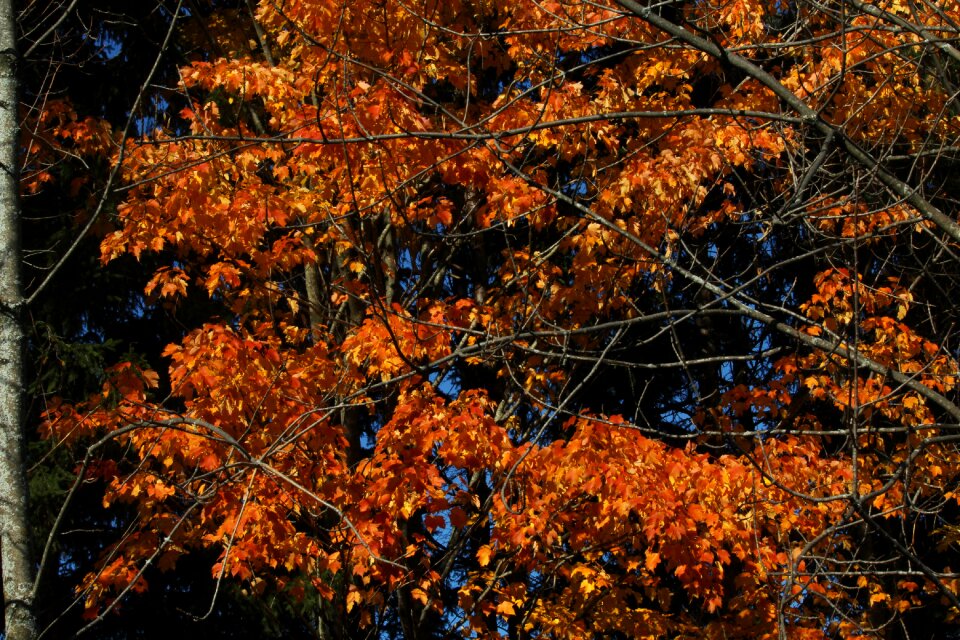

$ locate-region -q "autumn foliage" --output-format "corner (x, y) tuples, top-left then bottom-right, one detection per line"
(35, 0), (960, 637)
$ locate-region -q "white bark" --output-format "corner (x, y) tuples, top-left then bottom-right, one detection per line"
(0, 0), (36, 637)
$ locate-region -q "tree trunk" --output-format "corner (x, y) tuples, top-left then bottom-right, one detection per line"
(302, 237), (325, 336)
(0, 1), (37, 638)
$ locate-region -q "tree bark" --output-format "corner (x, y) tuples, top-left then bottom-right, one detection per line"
(302, 237), (325, 336)
(0, 1), (37, 638)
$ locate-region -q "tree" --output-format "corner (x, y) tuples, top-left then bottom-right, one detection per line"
(0, 0), (36, 635)
(24, 0), (960, 638)
(5, 2), (294, 638)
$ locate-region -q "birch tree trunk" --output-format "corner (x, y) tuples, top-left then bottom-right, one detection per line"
(0, 1), (36, 638)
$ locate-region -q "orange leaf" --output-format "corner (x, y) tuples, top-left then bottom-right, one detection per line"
(477, 545), (493, 567)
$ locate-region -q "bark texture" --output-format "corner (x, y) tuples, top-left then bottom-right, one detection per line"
(0, 1), (36, 638)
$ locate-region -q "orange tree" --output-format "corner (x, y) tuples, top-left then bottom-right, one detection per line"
(35, 0), (960, 637)
(8, 2), (291, 638)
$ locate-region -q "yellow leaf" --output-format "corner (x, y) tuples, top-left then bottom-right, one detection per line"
(346, 588), (362, 612)
(411, 587), (428, 605)
(477, 545), (493, 567)
(496, 600), (516, 616)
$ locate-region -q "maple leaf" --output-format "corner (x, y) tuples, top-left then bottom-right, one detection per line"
(477, 545), (494, 567)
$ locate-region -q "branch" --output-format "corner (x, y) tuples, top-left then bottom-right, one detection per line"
(613, 0), (960, 245)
